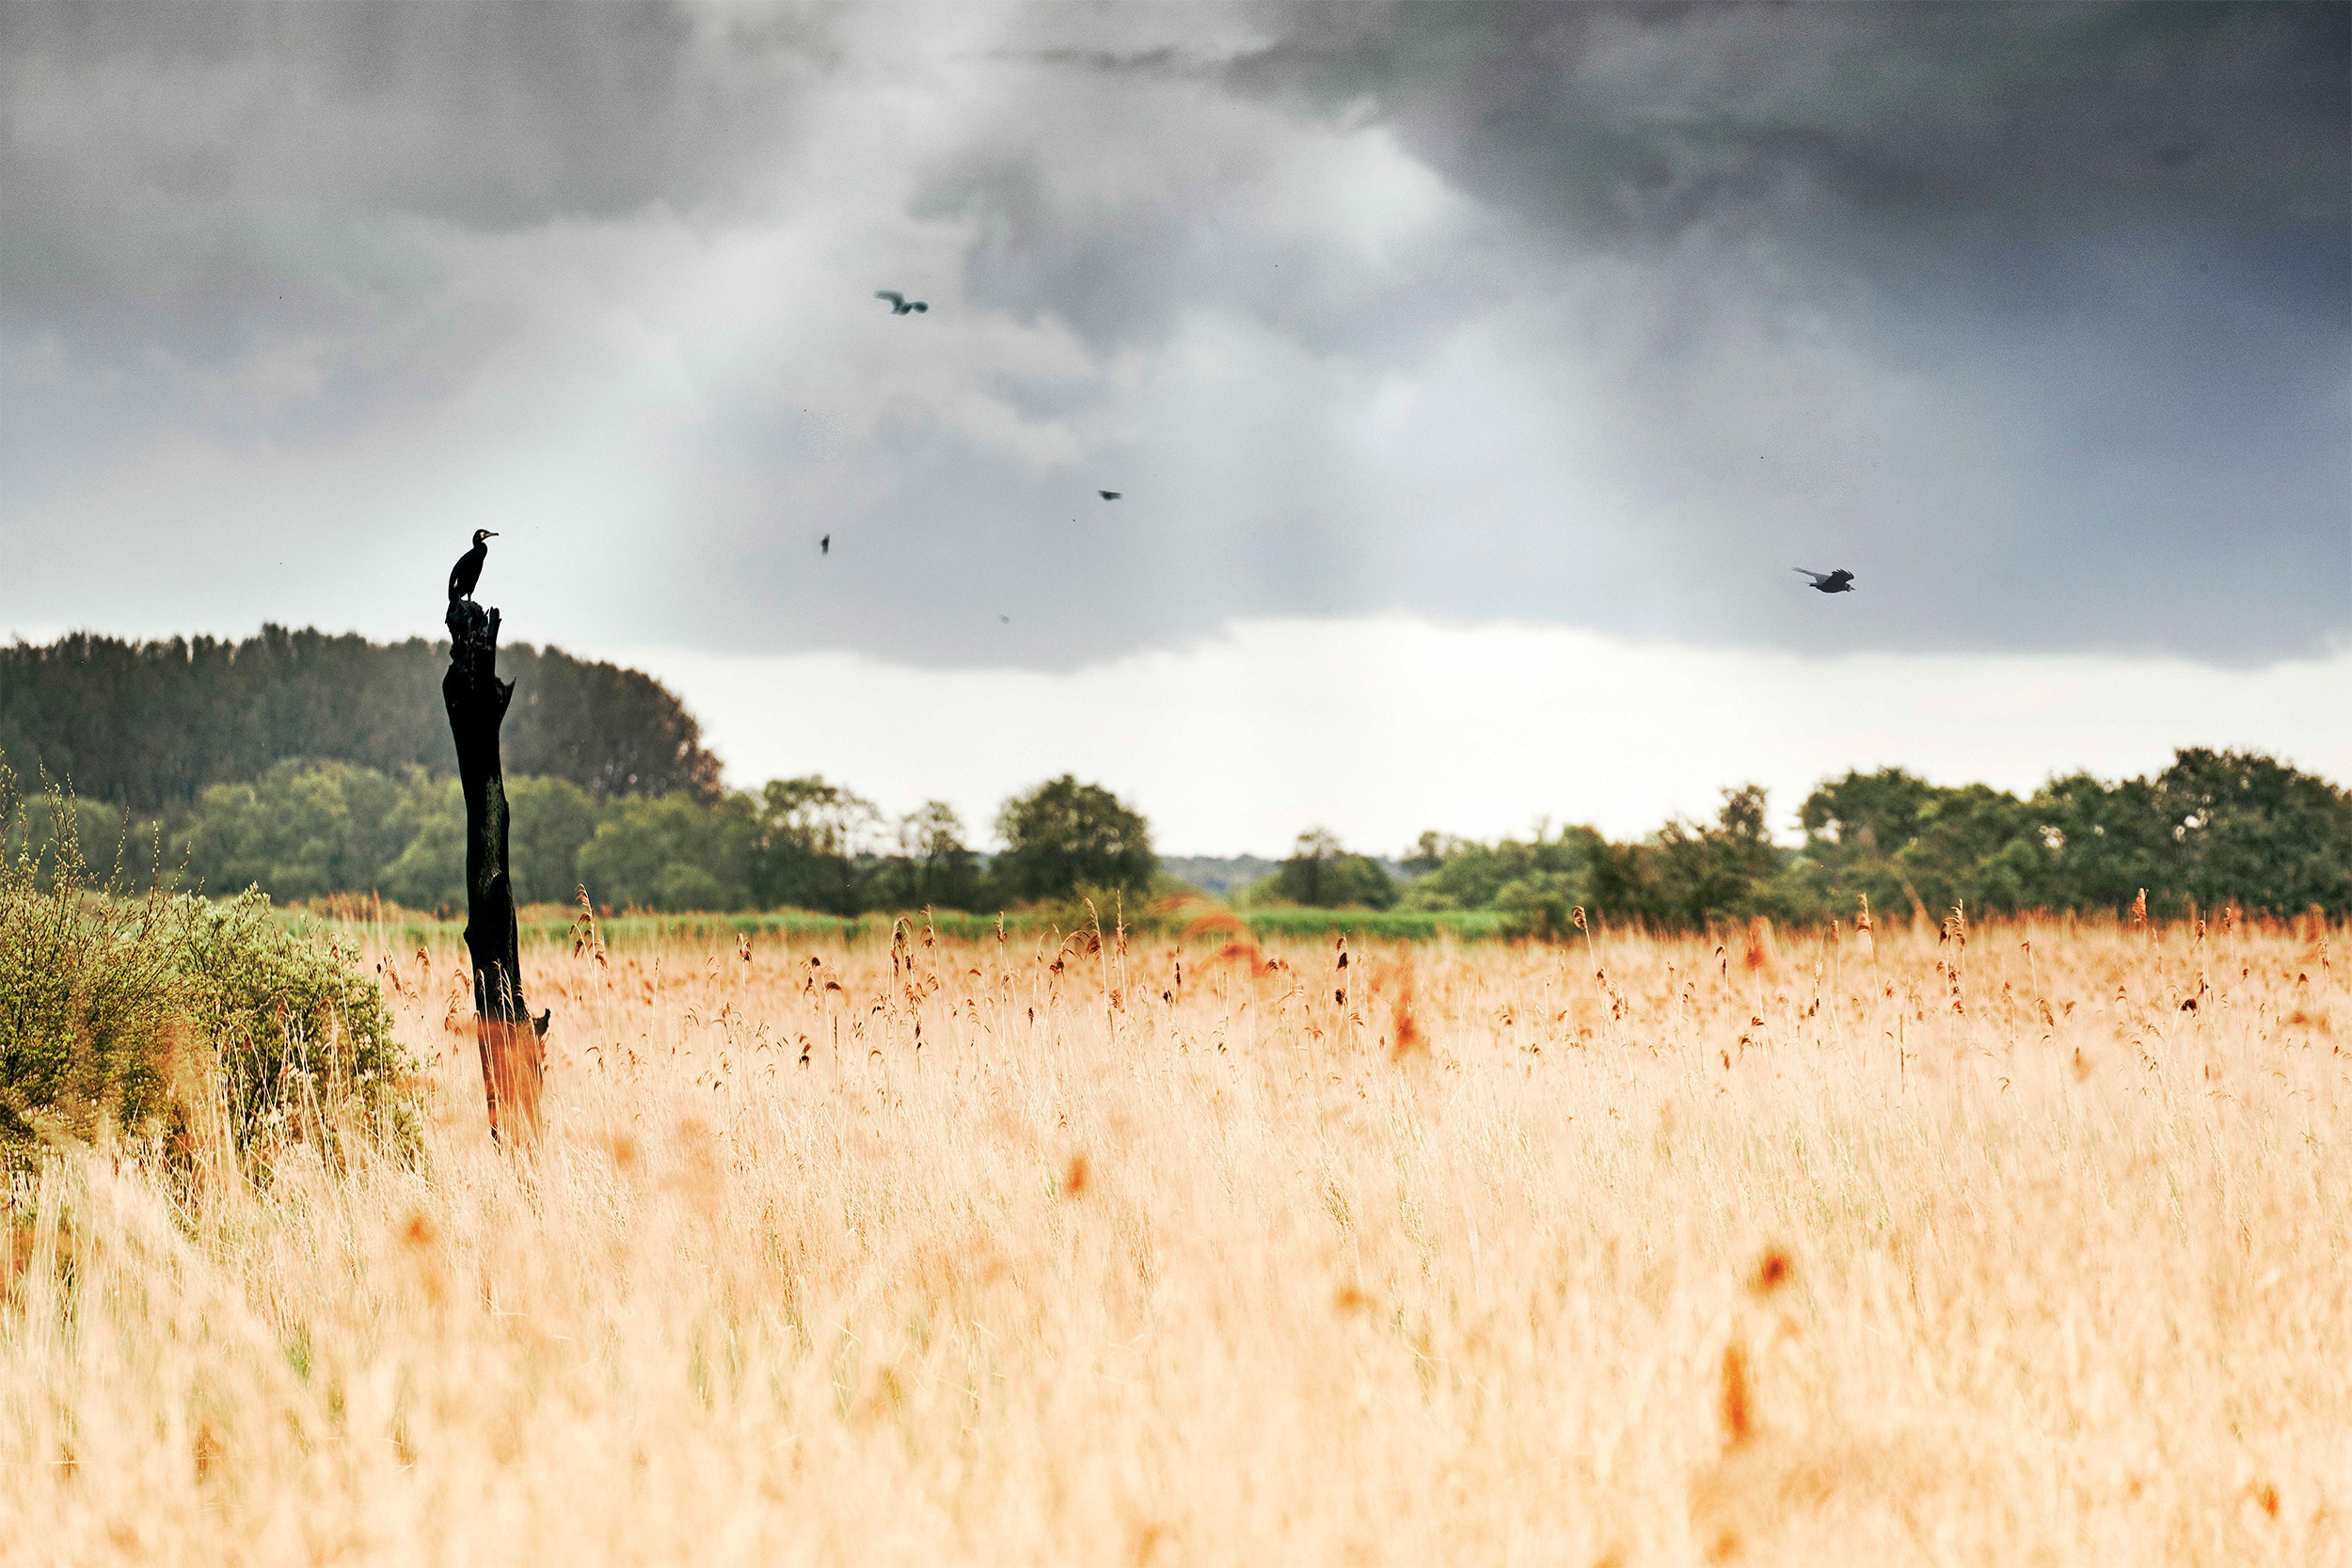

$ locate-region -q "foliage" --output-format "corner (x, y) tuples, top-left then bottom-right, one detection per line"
(0, 625), (723, 811)
(992, 775), (1156, 903)
(1400, 826), (1602, 914)
(1, 773), (408, 1165)
(872, 800), (989, 911)
(1796, 751), (2352, 922)
(579, 794), (761, 913)
(169, 892), (408, 1152)
(0, 784), (183, 1157)
(1592, 785), (1807, 928)
(7, 729), (2345, 929)
(185, 759), (413, 903)
(749, 776), (887, 914)
(1494, 870), (1585, 942)
(1259, 829), (1397, 910)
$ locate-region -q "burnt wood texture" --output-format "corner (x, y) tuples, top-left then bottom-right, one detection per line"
(442, 598), (548, 1143)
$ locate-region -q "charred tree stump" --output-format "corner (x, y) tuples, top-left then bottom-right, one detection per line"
(443, 597), (549, 1145)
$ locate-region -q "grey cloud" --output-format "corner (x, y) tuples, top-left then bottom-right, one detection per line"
(2, 1), (835, 372)
(0, 1), (2343, 674)
(1219, 3), (2347, 248)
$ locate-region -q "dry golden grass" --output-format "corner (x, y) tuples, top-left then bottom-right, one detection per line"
(6, 913), (2349, 1565)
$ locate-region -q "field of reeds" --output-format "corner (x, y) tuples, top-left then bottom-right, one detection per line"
(7, 909), (2347, 1565)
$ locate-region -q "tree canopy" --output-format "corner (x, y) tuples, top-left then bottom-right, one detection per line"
(991, 776), (1157, 903)
(0, 626), (721, 809)
(1263, 829), (1397, 910)
(3, 733), (2343, 926)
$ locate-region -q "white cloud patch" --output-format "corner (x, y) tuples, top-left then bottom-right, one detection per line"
(586, 619), (2352, 855)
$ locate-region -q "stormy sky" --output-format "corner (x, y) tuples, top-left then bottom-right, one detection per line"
(3, 2), (2347, 848)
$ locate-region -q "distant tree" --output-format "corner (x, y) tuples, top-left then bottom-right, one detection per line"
(1401, 831), (1465, 880)
(1595, 785), (1799, 928)
(183, 760), (410, 903)
(2027, 770), (2175, 914)
(1494, 870), (1583, 941)
(2149, 748), (2352, 915)
(1799, 768), (1943, 859)
(502, 644), (724, 801)
(1265, 828), (1397, 909)
(378, 775), (467, 911)
(1397, 826), (1601, 914)
(992, 776), (1155, 904)
(506, 776), (605, 906)
(870, 800), (986, 911)
(576, 794), (757, 911)
(750, 776), (885, 914)
(1803, 768), (2050, 918)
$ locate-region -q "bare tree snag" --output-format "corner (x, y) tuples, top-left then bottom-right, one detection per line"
(443, 597), (549, 1144)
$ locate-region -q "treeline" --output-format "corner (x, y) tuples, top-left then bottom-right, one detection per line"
(1252, 749), (2352, 928)
(4, 740), (2343, 927)
(0, 762), (1155, 918)
(0, 626), (722, 808)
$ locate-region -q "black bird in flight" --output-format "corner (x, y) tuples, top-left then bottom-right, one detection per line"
(1098, 490), (1121, 501)
(447, 530), (496, 602)
(820, 534), (831, 556)
(1792, 567), (1855, 594)
(874, 291), (928, 315)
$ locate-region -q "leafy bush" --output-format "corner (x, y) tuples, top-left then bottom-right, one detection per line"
(1, 776), (410, 1167)
(1495, 870), (1584, 941)
(0, 793), (182, 1156)
(171, 891), (407, 1151)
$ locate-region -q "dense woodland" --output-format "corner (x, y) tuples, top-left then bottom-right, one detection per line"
(4, 631), (2347, 925)
(0, 626), (721, 808)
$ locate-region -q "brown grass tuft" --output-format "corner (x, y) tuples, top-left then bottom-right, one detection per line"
(1748, 1247), (1792, 1296)
(1721, 1339), (1755, 1448)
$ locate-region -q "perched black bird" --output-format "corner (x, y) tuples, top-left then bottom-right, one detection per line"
(874, 291), (928, 315)
(1792, 567), (1855, 594)
(448, 530), (496, 602)
(820, 534), (831, 555)
(1098, 490), (1121, 501)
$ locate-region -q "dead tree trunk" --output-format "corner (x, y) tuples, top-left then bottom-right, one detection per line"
(443, 597), (548, 1144)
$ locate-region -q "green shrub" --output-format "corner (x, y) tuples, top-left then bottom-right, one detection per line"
(171, 892), (407, 1151)
(0, 791), (182, 1155)
(1, 774), (411, 1167)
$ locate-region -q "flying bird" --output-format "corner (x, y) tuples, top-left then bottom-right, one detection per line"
(820, 534), (831, 556)
(874, 291), (928, 315)
(447, 530), (496, 602)
(1098, 490), (1121, 501)
(1792, 567), (1856, 594)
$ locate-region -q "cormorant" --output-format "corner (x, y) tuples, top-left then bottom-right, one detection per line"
(1098, 490), (1121, 501)
(820, 534), (831, 555)
(1792, 567), (1855, 594)
(874, 291), (928, 315)
(448, 530), (497, 602)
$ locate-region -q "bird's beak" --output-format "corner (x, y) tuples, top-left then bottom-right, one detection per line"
(485, 531), (500, 538)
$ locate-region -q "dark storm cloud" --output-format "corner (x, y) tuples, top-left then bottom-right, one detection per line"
(1, 1), (2344, 672)
(2, 1), (832, 360)
(1210, 3), (2348, 240)
(1214, 0), (2352, 662)
(936, 4), (2348, 662)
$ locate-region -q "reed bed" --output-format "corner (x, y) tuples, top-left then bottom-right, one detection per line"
(6, 913), (2346, 1565)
